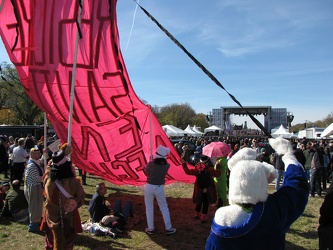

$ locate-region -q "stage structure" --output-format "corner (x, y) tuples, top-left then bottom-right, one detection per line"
(211, 106), (289, 133)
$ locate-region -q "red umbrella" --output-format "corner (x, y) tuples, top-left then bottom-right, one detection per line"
(202, 142), (232, 158)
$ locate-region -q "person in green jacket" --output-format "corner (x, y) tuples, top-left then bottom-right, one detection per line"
(214, 157), (228, 208)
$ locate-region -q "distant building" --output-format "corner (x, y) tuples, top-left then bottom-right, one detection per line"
(211, 109), (223, 128)
(210, 106), (288, 133)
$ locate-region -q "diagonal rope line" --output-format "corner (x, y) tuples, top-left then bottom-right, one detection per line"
(107, 0), (146, 134)
(125, 0), (140, 51)
(134, 0), (271, 137)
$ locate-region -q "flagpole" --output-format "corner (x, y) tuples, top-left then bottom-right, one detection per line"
(67, 1), (83, 146)
(149, 107), (153, 161)
(43, 112), (47, 169)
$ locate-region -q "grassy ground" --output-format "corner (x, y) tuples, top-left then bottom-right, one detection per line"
(0, 174), (324, 250)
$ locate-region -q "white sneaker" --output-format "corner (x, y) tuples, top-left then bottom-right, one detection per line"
(166, 228), (176, 235)
(145, 228), (155, 235)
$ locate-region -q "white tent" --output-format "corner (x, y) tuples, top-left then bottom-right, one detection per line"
(184, 124), (200, 136)
(162, 125), (187, 137)
(271, 124), (291, 138)
(321, 123), (333, 138)
(192, 125), (204, 135)
(204, 125), (223, 134)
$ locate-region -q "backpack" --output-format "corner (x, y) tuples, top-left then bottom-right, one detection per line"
(196, 169), (211, 188)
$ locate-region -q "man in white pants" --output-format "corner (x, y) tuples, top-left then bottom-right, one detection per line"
(143, 145), (176, 235)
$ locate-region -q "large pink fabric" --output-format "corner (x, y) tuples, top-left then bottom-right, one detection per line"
(0, 0), (194, 185)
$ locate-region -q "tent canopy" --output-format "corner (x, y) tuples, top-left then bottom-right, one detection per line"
(162, 125), (186, 137)
(192, 125), (204, 135)
(184, 124), (200, 136)
(321, 123), (333, 138)
(271, 124), (291, 138)
(204, 125), (223, 134)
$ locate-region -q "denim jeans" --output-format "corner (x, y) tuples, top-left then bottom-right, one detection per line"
(310, 168), (322, 196)
(275, 169), (284, 190)
(113, 200), (134, 222)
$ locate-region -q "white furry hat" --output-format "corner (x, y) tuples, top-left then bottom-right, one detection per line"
(228, 147), (277, 205)
(153, 145), (170, 159)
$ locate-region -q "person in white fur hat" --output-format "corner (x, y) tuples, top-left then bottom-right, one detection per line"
(143, 145), (176, 235)
(205, 137), (309, 250)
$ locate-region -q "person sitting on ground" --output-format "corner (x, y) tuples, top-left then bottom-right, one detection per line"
(88, 182), (134, 232)
(0, 181), (10, 210)
(0, 180), (29, 223)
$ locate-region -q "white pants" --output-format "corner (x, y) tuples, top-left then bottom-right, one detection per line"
(144, 183), (172, 231)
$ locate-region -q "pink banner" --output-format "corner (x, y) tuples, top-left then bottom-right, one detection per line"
(0, 0), (195, 185)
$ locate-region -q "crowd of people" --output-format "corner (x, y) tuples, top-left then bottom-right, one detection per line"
(0, 134), (87, 249)
(173, 135), (333, 248)
(173, 135), (333, 196)
(0, 132), (333, 249)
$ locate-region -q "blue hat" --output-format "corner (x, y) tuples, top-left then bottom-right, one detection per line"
(1, 181), (10, 187)
(260, 148), (267, 153)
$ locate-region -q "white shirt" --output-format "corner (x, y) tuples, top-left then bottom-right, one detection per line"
(13, 146), (29, 163)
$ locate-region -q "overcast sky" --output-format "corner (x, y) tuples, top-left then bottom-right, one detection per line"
(1, 0), (332, 129)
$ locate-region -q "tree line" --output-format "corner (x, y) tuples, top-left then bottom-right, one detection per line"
(0, 63), (44, 125)
(0, 63), (332, 132)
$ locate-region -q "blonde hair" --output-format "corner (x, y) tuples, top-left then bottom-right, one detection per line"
(30, 147), (40, 157)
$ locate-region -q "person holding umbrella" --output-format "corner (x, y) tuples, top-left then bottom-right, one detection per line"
(202, 141), (232, 209)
